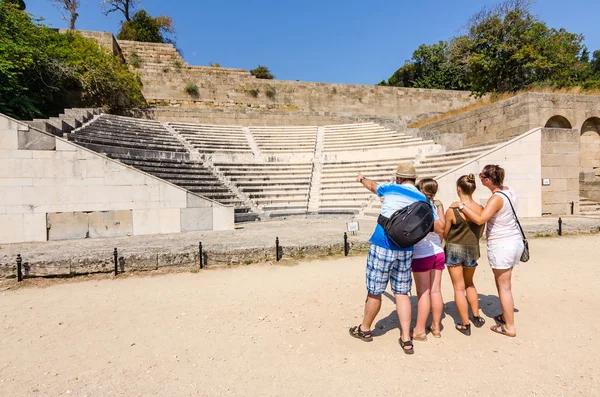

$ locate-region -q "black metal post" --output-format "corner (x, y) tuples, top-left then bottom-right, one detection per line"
(113, 248), (118, 276)
(276, 237), (281, 262)
(16, 254), (22, 282)
(199, 242), (204, 269)
(570, 201), (574, 215)
(344, 232), (349, 256)
(558, 218), (563, 236)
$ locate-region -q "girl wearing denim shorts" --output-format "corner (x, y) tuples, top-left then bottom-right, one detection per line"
(444, 174), (486, 336)
(411, 179), (446, 340)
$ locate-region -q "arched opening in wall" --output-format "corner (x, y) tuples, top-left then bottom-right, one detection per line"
(580, 117), (600, 174)
(545, 115), (572, 129)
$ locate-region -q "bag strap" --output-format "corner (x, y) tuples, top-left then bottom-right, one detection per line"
(496, 191), (527, 240)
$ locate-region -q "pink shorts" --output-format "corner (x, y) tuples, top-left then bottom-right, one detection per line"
(411, 253), (445, 273)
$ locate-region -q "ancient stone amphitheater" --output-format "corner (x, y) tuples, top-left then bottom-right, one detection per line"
(1, 31), (599, 244)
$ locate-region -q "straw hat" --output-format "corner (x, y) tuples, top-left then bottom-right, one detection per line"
(395, 162), (417, 179)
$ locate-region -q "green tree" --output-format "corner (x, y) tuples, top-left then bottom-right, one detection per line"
(250, 65), (275, 79)
(452, 0), (585, 95)
(2, 0), (25, 10)
(117, 9), (175, 44)
(380, 41), (468, 90)
(380, 0), (597, 95)
(0, 2), (144, 119)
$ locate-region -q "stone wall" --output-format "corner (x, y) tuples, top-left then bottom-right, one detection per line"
(580, 177), (600, 202)
(417, 93), (600, 149)
(541, 128), (581, 215)
(61, 29), (124, 60)
(434, 128), (543, 218)
(0, 115), (234, 244)
(124, 107), (409, 131)
(111, 39), (477, 120)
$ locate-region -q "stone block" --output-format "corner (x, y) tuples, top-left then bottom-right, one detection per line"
(47, 212), (89, 240)
(88, 210), (133, 238)
(0, 186), (23, 206)
(159, 184), (186, 204)
(0, 128), (19, 150)
(55, 139), (77, 151)
(160, 208), (181, 233)
(17, 130), (56, 150)
(23, 213), (47, 242)
(180, 207), (213, 232)
(186, 192), (213, 208)
(0, 214), (24, 244)
(1, 158), (23, 178)
(212, 205), (235, 230)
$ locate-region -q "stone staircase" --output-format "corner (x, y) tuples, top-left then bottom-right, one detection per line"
(579, 196), (600, 215)
(26, 108), (103, 136)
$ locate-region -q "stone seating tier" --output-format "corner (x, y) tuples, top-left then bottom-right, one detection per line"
(69, 135), (186, 153)
(323, 132), (416, 143)
(323, 140), (434, 152)
(88, 121), (172, 137)
(74, 128), (182, 146)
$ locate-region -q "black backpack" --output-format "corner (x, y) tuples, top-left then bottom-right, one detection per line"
(377, 201), (434, 248)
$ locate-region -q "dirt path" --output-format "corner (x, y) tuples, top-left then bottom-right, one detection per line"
(1, 235), (599, 396)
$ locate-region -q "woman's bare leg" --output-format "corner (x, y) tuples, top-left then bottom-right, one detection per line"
(493, 268), (516, 334)
(448, 266), (469, 325)
(430, 269), (444, 334)
(463, 267), (481, 317)
(413, 270), (431, 337)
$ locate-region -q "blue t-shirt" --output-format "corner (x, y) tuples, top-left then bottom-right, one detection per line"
(369, 183), (439, 251)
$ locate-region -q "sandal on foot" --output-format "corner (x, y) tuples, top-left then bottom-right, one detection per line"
(412, 332), (427, 342)
(490, 324), (516, 338)
(429, 326), (441, 338)
(456, 323), (471, 336)
(349, 325), (373, 342)
(399, 338), (414, 355)
(472, 316), (486, 328)
(494, 314), (506, 324)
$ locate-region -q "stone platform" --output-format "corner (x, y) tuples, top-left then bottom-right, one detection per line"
(1, 216), (599, 279)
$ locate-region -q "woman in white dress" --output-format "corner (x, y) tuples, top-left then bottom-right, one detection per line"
(459, 165), (524, 338)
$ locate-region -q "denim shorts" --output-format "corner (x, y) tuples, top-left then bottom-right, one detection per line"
(366, 244), (413, 295)
(445, 251), (478, 268)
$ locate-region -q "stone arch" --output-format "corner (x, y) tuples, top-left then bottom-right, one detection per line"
(545, 115), (572, 129)
(580, 117), (600, 173)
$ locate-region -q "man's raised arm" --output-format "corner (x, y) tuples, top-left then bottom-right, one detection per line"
(356, 172), (378, 194)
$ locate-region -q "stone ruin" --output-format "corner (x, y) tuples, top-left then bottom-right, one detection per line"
(0, 32), (599, 245)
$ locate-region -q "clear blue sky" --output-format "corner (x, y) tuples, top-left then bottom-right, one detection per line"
(26, 0), (600, 85)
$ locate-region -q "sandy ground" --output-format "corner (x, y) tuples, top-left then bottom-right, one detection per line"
(1, 235), (599, 397)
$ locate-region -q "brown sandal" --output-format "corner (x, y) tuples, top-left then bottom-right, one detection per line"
(412, 332), (427, 342)
(429, 325), (441, 338)
(349, 325), (373, 342)
(490, 324), (516, 338)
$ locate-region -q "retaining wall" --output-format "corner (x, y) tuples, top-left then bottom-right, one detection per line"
(417, 93), (600, 149)
(0, 114), (234, 244)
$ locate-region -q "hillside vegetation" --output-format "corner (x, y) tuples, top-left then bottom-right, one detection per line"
(380, 0), (600, 96)
(0, 1), (144, 120)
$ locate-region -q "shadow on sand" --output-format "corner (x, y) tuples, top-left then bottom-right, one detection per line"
(370, 292), (518, 338)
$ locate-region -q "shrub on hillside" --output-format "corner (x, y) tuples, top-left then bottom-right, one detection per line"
(184, 83), (199, 97)
(250, 65), (275, 80)
(117, 9), (175, 44)
(265, 85), (276, 99)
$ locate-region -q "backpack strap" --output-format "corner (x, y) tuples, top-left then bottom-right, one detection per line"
(496, 191), (527, 241)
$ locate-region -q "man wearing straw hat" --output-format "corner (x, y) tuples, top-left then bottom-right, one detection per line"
(349, 162), (440, 355)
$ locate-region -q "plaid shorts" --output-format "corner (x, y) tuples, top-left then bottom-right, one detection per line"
(366, 244), (413, 295)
